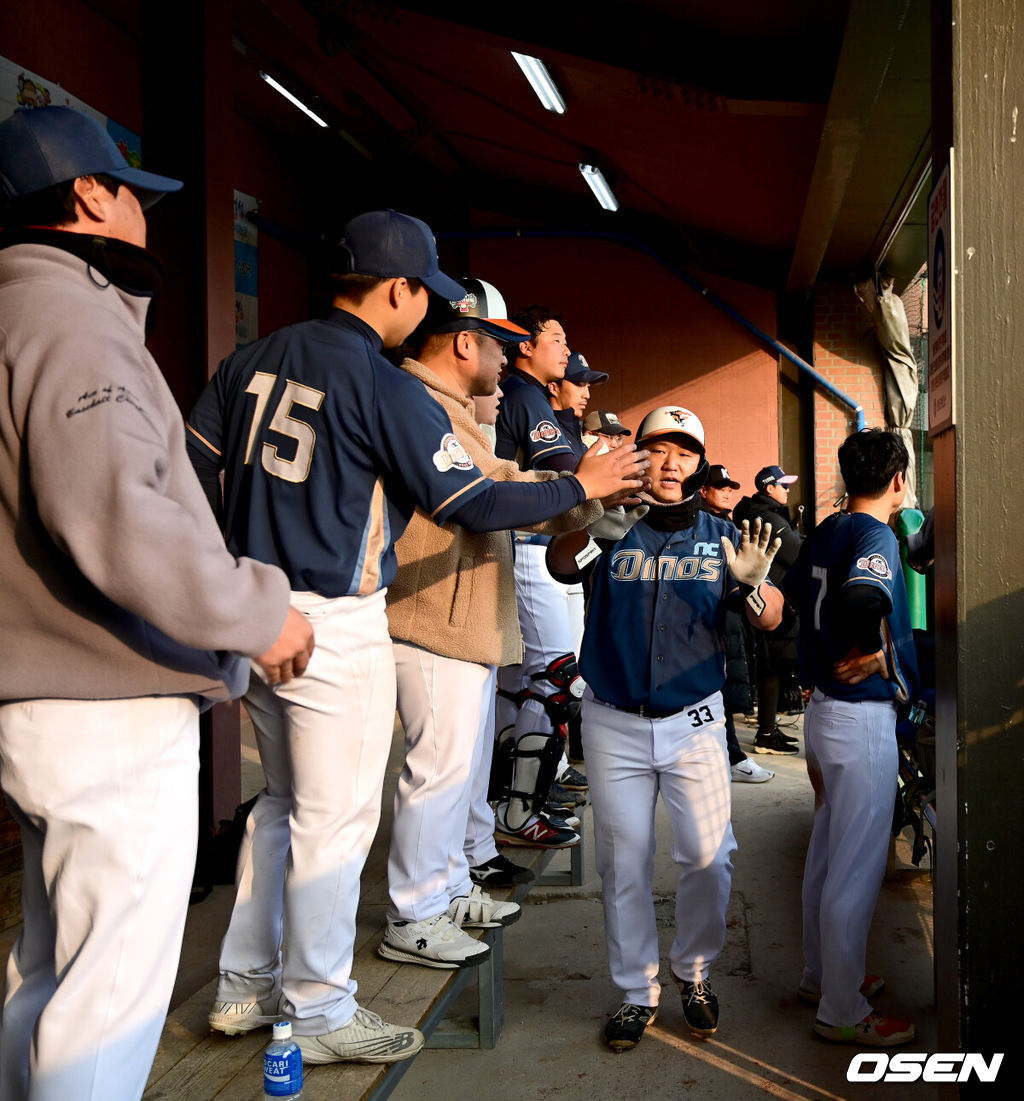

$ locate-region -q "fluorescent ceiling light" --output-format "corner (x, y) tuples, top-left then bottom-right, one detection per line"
(259, 71), (329, 128)
(578, 163), (619, 212)
(511, 52), (566, 114)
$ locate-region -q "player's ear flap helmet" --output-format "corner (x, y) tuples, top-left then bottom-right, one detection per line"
(635, 406), (710, 500)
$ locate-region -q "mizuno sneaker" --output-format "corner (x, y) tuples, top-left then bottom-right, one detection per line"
(448, 885), (521, 928)
(378, 912), (490, 969)
(208, 994), (279, 1035)
(813, 1012), (915, 1047)
(469, 853), (534, 887)
(294, 1007), (424, 1064)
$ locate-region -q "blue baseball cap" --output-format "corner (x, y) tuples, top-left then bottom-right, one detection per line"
(336, 210), (464, 299)
(563, 352), (608, 385)
(0, 106), (182, 208)
(755, 464), (798, 490)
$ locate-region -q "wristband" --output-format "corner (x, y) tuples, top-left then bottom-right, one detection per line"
(745, 583), (766, 616)
(575, 536), (602, 570)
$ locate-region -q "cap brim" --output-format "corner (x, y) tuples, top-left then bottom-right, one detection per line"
(422, 269), (469, 300)
(481, 317), (530, 339)
(567, 370), (609, 385)
(637, 430), (703, 451)
(605, 424), (631, 436)
(107, 165), (183, 209)
(710, 479), (740, 489)
(778, 475), (798, 484)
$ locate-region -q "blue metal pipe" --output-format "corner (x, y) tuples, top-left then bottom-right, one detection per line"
(441, 228), (866, 432)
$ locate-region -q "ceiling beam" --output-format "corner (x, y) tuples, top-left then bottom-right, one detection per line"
(785, 0), (913, 294)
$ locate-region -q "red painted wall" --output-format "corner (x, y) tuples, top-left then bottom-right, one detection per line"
(467, 236), (781, 496)
(812, 283), (888, 521)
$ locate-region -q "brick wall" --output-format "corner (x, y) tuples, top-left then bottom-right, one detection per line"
(811, 283), (888, 522)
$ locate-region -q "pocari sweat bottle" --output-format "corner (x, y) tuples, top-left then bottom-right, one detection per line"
(264, 1020), (303, 1100)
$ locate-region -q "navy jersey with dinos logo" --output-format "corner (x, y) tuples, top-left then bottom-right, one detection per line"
(784, 511), (918, 703)
(494, 370), (573, 469)
(580, 511), (743, 711)
(187, 309), (490, 597)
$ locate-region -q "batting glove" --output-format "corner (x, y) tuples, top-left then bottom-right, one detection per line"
(721, 518), (782, 588)
(587, 504), (649, 542)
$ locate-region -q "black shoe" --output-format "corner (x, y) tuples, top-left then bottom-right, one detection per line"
(604, 1003), (658, 1052)
(676, 978), (719, 1037)
(469, 854), (535, 887)
(556, 765), (589, 791)
(753, 729), (799, 755)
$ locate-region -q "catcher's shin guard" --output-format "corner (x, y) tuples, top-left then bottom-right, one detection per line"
(492, 728), (564, 832)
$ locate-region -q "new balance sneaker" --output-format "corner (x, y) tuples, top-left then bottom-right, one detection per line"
(378, 912), (490, 969)
(675, 977), (719, 1037)
(470, 853), (535, 888)
(556, 765), (589, 791)
(753, 729), (799, 755)
(797, 974), (886, 1007)
(731, 758), (775, 783)
(813, 1012), (915, 1047)
(449, 885), (521, 928)
(604, 1003), (658, 1052)
(541, 803), (581, 829)
(495, 812), (580, 848)
(208, 994), (279, 1035)
(295, 1007), (425, 1064)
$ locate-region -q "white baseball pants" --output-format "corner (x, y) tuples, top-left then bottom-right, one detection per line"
(389, 644), (491, 921)
(464, 667), (500, 868)
(801, 690), (897, 1028)
(216, 589), (396, 1035)
(583, 691), (736, 1007)
(0, 695), (199, 1101)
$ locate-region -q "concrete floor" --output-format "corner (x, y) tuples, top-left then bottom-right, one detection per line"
(2, 710), (937, 1100)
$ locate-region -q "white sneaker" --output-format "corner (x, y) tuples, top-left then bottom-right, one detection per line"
(378, 912), (490, 969)
(731, 758), (775, 783)
(208, 994), (279, 1035)
(295, 1007), (424, 1064)
(449, 884), (521, 928)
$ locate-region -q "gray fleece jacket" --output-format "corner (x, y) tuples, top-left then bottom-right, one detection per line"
(0, 239), (290, 703)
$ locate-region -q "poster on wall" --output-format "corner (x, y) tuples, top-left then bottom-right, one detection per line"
(0, 54), (143, 167)
(234, 191), (259, 348)
(927, 156), (955, 436)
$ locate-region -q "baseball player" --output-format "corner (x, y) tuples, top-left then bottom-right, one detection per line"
(382, 278), (615, 967)
(0, 106), (310, 1101)
(546, 406), (784, 1053)
(186, 217), (646, 1063)
(783, 428), (918, 1047)
(582, 409), (632, 451)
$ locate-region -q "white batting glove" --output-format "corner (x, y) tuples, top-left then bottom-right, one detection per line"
(587, 504), (649, 542)
(721, 518), (782, 588)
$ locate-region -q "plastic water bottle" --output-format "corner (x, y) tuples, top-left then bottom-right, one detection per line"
(264, 1020), (303, 1100)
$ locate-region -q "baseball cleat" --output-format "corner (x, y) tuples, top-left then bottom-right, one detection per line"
(470, 853), (535, 887)
(813, 1012), (915, 1047)
(753, 729), (799, 755)
(604, 1003), (658, 1052)
(294, 1007), (425, 1064)
(555, 765), (589, 791)
(541, 803), (581, 829)
(797, 974), (886, 1006)
(378, 913), (490, 969)
(448, 885), (521, 928)
(208, 995), (280, 1035)
(730, 758), (775, 783)
(548, 780), (588, 808)
(676, 977), (719, 1037)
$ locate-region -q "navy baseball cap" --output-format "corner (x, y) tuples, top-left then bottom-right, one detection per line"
(563, 352), (608, 385)
(582, 409), (630, 437)
(707, 464), (740, 489)
(336, 210), (464, 299)
(0, 106), (183, 208)
(755, 464), (798, 490)
(421, 276), (530, 342)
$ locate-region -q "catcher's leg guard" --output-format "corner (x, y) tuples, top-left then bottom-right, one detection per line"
(493, 729), (564, 832)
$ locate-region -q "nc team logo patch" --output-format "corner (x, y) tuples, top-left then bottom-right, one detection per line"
(433, 433), (474, 472)
(857, 553), (893, 580)
(529, 420), (562, 443)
